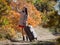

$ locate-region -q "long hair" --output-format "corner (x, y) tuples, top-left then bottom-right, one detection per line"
(22, 7), (28, 15)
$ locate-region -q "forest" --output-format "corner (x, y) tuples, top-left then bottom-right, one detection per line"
(0, 0), (60, 45)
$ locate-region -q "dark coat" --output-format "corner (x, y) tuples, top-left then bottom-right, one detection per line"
(24, 26), (34, 41)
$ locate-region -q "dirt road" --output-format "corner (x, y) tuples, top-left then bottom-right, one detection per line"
(34, 26), (59, 41)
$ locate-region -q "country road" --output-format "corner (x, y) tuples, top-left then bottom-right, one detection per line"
(34, 26), (60, 41)
(0, 26), (60, 45)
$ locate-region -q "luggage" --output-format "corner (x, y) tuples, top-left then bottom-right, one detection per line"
(24, 26), (34, 41)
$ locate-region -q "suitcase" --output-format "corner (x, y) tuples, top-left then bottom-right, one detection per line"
(24, 26), (34, 41)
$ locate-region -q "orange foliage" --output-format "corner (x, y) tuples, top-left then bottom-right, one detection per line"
(10, 0), (42, 27)
(1, 0), (42, 36)
(4, 0), (42, 34)
(27, 3), (42, 26)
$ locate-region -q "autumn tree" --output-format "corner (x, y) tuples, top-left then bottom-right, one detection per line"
(33, 0), (60, 34)
(0, 0), (42, 40)
(0, 0), (11, 26)
(0, 0), (13, 39)
(4, 0), (42, 36)
(10, 0), (42, 27)
(34, 0), (56, 27)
